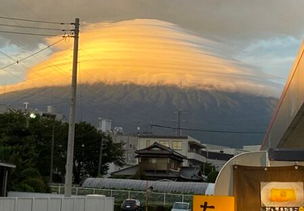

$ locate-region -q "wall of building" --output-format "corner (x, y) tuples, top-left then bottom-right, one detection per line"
(111, 134), (138, 165)
(139, 137), (186, 164)
(139, 157), (169, 171)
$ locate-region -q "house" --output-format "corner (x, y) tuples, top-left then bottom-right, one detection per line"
(137, 135), (207, 167)
(111, 142), (205, 181)
(0, 162), (16, 196)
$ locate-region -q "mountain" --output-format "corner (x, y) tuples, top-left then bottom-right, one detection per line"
(1, 83), (277, 148)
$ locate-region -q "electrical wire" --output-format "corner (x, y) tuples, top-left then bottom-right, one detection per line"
(0, 15), (72, 25)
(0, 46), (72, 103)
(0, 30), (68, 37)
(150, 124), (265, 134)
(0, 12), (76, 111)
(0, 32), (72, 78)
(0, 23), (73, 31)
(0, 38), (65, 71)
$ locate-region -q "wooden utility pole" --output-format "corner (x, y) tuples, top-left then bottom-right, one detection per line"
(50, 115), (56, 182)
(64, 18), (80, 197)
(97, 138), (104, 176)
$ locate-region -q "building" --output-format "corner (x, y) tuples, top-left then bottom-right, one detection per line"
(38, 105), (65, 121)
(201, 144), (262, 171)
(111, 134), (138, 166)
(0, 104), (65, 121)
(137, 134), (206, 167)
(97, 118), (112, 133)
(261, 38), (304, 149)
(111, 142), (204, 181)
(0, 162), (16, 196)
(109, 132), (260, 175)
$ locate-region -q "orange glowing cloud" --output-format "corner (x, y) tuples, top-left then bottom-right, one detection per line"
(3, 19), (281, 96)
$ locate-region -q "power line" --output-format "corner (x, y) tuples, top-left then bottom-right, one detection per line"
(0, 23), (73, 31)
(0, 38), (72, 103)
(0, 38), (64, 71)
(0, 30), (68, 37)
(150, 124), (265, 134)
(0, 49), (71, 105)
(0, 32), (72, 78)
(0, 15), (72, 25)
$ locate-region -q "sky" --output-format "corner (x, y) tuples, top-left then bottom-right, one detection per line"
(1, 0), (304, 97)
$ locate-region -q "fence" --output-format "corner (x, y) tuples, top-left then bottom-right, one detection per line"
(50, 186), (193, 206)
(0, 196), (114, 211)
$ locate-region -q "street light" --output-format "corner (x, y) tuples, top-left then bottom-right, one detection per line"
(30, 113), (36, 119)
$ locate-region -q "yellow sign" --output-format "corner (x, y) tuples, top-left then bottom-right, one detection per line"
(193, 195), (234, 211)
(270, 188), (296, 202)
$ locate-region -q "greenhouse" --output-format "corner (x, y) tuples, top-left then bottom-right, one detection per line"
(82, 178), (211, 194)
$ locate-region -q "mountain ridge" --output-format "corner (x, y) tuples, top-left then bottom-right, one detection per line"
(0, 83), (278, 148)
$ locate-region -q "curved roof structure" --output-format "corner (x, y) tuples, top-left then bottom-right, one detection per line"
(82, 178), (209, 194)
(262, 40), (304, 149)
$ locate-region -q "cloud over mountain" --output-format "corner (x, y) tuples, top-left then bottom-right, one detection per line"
(2, 19), (281, 97)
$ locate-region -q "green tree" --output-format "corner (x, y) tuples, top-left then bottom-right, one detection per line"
(0, 111), (125, 191)
(71, 122), (125, 184)
(201, 162), (216, 176)
(206, 171), (219, 183)
(0, 110), (42, 191)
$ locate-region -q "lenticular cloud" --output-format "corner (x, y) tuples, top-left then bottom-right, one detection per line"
(4, 19), (281, 97)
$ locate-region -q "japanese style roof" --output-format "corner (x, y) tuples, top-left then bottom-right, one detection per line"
(138, 134), (188, 139)
(112, 165), (139, 176)
(135, 142), (186, 160)
(111, 165), (205, 182)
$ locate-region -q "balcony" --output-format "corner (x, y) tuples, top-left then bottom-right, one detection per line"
(187, 151), (207, 163)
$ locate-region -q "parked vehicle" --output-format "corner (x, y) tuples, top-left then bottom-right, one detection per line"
(121, 199), (143, 211)
(171, 202), (191, 211)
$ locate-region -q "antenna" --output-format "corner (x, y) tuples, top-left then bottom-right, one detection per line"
(174, 108), (188, 136)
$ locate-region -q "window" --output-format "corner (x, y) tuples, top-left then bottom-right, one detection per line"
(159, 140), (169, 147)
(172, 141), (182, 150)
(150, 158), (157, 164)
(146, 140), (150, 147)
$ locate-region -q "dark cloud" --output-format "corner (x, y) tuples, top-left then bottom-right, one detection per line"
(2, 0), (304, 41)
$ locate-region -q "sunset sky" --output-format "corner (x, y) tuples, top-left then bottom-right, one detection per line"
(1, 0), (304, 97)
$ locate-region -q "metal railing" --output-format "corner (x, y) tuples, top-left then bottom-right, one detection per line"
(50, 186), (193, 206)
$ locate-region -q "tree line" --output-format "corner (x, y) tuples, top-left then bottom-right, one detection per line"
(0, 110), (124, 192)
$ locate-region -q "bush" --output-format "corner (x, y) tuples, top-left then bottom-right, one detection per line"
(23, 178), (46, 193)
(12, 183), (35, 192)
(21, 168), (41, 179)
(207, 171), (219, 183)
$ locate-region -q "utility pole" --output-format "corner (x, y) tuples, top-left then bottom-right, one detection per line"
(24, 102), (29, 128)
(173, 108), (188, 136)
(97, 137), (104, 176)
(64, 18), (80, 197)
(176, 109), (181, 136)
(50, 115), (56, 182)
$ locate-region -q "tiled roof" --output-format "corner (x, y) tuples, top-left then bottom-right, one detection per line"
(135, 142), (186, 159)
(179, 166), (206, 181)
(112, 165), (138, 176)
(111, 165), (204, 181)
(138, 134), (188, 139)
